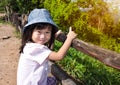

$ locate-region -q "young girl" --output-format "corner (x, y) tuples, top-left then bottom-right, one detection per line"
(17, 8), (77, 85)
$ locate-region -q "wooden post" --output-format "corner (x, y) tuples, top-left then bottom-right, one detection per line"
(49, 61), (83, 85)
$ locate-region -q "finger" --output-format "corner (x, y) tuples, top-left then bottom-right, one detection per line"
(55, 30), (62, 38)
(56, 30), (62, 35)
(69, 26), (72, 31)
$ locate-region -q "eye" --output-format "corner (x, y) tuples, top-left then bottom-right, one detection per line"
(46, 31), (51, 34)
(37, 30), (41, 34)
(46, 31), (50, 33)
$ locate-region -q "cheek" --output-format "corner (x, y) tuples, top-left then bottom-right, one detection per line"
(32, 32), (38, 40)
(47, 34), (51, 40)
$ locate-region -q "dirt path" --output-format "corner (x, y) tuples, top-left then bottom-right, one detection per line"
(0, 23), (20, 85)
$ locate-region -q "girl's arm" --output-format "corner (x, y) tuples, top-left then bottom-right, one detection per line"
(48, 27), (77, 61)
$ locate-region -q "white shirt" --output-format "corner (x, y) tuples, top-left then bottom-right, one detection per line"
(17, 43), (51, 85)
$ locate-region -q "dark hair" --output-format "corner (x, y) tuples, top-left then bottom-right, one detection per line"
(19, 23), (56, 53)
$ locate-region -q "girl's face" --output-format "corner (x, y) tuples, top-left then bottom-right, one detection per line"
(32, 26), (52, 45)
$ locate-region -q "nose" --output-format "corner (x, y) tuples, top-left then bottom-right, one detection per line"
(40, 33), (45, 39)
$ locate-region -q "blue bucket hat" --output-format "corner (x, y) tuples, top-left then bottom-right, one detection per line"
(24, 8), (58, 32)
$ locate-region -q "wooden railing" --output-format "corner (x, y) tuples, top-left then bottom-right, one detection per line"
(56, 33), (120, 70)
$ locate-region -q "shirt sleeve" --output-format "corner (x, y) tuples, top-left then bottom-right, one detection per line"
(23, 43), (52, 65)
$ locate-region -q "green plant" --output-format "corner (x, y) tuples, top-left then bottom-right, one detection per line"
(54, 40), (120, 85)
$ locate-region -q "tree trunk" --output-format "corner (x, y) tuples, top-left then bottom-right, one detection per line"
(4, 5), (12, 22)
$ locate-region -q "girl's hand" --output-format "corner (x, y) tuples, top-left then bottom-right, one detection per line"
(67, 27), (77, 40)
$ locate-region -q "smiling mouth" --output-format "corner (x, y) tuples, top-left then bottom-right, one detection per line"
(39, 40), (44, 42)
(39, 39), (46, 42)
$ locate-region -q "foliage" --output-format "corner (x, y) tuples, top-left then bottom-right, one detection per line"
(16, 0), (45, 13)
(44, 0), (120, 53)
(111, 22), (120, 38)
(54, 40), (120, 85)
(100, 36), (120, 53)
(44, 0), (76, 30)
(0, 0), (45, 13)
(0, 0), (18, 12)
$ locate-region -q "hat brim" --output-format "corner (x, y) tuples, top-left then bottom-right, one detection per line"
(24, 18), (58, 32)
